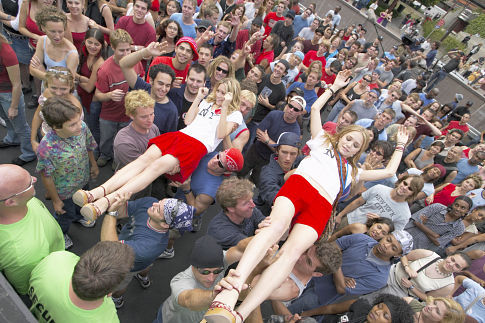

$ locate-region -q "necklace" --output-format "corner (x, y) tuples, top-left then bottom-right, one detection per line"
(434, 260), (451, 277)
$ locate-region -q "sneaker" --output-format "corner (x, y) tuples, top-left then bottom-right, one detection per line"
(77, 218), (96, 228)
(64, 234), (73, 250)
(96, 157), (110, 167)
(158, 247), (175, 259)
(135, 273), (151, 289)
(111, 296), (124, 309)
(0, 117), (6, 127)
(191, 216), (202, 232)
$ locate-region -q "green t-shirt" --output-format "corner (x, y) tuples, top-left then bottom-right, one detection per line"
(29, 251), (119, 323)
(0, 197), (64, 294)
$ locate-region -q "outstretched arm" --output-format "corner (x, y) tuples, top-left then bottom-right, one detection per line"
(120, 42), (167, 88)
(311, 70), (353, 139)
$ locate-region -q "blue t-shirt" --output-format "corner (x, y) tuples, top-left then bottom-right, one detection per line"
(134, 77), (178, 133)
(454, 278), (485, 323)
(286, 82), (318, 113)
(175, 151), (223, 202)
(254, 110), (300, 160)
(452, 158), (479, 184)
(356, 119), (388, 141)
(292, 15), (309, 37)
(207, 208), (266, 249)
(119, 197), (169, 272)
(170, 13), (197, 39)
(419, 93), (436, 107)
(313, 234), (391, 305)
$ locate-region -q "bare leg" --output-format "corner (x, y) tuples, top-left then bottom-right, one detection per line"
(87, 154), (179, 215)
(205, 197), (297, 321)
(236, 224), (318, 320)
(86, 145), (163, 200)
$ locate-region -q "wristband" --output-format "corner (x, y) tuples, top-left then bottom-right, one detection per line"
(182, 189), (192, 195)
(265, 139), (270, 145)
(108, 210), (118, 218)
(327, 88), (335, 96)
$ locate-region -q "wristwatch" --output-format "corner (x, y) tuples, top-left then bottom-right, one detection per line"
(408, 284), (414, 290)
(107, 210), (118, 218)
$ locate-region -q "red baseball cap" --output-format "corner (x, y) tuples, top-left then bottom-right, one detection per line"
(175, 36), (199, 61)
(223, 148), (244, 172)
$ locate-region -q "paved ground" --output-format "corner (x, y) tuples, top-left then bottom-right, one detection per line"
(0, 97), (222, 322)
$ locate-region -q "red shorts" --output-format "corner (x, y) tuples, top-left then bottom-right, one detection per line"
(275, 174), (333, 237)
(148, 131), (207, 183)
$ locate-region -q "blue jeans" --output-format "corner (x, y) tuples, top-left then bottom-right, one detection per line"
(99, 118), (129, 160)
(425, 69), (447, 91)
(153, 305), (163, 323)
(85, 101), (101, 145)
(0, 92), (36, 161)
(54, 197), (83, 234)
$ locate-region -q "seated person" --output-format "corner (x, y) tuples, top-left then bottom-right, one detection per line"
(453, 275), (484, 323)
(405, 196), (471, 253)
(207, 178), (265, 250)
(28, 241), (134, 322)
(446, 207), (485, 254)
(100, 193), (195, 308)
(254, 132), (301, 216)
(426, 174), (482, 207)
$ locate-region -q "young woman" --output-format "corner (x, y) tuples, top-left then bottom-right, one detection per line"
(328, 217), (395, 242)
(29, 6), (79, 82)
(156, 19), (182, 57)
(407, 296), (465, 323)
(73, 77), (243, 220)
(30, 67), (83, 152)
(202, 70), (410, 323)
(84, 0), (114, 41)
(223, 3), (246, 28)
(297, 60), (322, 83)
(158, 0), (180, 23)
(66, 0), (97, 52)
(207, 56), (235, 89)
(326, 48), (348, 68)
(77, 28), (105, 144)
(405, 140), (445, 170)
(425, 174), (482, 207)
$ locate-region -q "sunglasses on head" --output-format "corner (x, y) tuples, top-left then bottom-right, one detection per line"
(216, 66), (229, 74)
(197, 267), (224, 275)
(288, 103), (302, 112)
(216, 153), (225, 169)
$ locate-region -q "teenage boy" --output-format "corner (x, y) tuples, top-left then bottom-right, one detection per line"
(170, 0), (197, 39)
(94, 29), (144, 167)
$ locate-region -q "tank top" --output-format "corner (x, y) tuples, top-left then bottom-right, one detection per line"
(26, 1), (44, 48)
(3, 0), (22, 35)
(71, 31), (86, 53)
(42, 37), (78, 70)
(346, 85), (364, 101)
(77, 60), (95, 111)
(414, 149), (434, 170)
(85, 1), (109, 43)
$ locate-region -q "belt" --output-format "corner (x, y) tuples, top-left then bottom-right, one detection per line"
(3, 28), (29, 40)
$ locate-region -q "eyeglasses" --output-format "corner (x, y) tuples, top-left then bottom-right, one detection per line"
(288, 103), (302, 112)
(197, 267), (224, 275)
(216, 153), (225, 169)
(167, 25), (179, 31)
(363, 78), (372, 82)
(0, 176), (35, 202)
(216, 66), (229, 74)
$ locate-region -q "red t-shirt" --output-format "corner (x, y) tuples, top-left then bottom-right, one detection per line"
(255, 49), (274, 66)
(441, 121), (469, 136)
(263, 12), (284, 35)
(236, 29), (262, 58)
(0, 43), (18, 93)
(96, 56), (144, 122)
(148, 56), (189, 83)
(426, 183), (457, 207)
(115, 16), (156, 48)
(302, 51), (326, 68)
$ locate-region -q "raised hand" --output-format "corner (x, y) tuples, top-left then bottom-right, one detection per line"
(197, 87), (209, 100)
(332, 70), (353, 90)
(396, 125), (410, 146)
(223, 92), (233, 105)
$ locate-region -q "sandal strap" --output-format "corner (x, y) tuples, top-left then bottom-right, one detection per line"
(86, 190), (95, 203)
(235, 311), (244, 323)
(91, 203), (102, 217)
(103, 196), (111, 211)
(100, 185), (107, 197)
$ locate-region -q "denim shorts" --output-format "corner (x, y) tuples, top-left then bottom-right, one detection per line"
(2, 29), (34, 65)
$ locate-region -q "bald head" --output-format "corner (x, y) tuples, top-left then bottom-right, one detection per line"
(0, 165), (33, 201)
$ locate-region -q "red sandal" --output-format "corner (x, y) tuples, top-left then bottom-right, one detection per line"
(204, 301), (244, 323)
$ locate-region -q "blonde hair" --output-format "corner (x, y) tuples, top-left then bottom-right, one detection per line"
(110, 29), (133, 49)
(425, 297), (465, 323)
(324, 125), (370, 180)
(305, 60), (323, 77)
(124, 90), (155, 116)
(206, 78), (241, 114)
(36, 5), (67, 29)
(240, 90), (256, 107)
(461, 174), (483, 189)
(208, 56), (235, 82)
(45, 67), (75, 92)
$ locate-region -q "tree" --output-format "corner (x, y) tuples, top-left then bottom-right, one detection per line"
(465, 13), (485, 38)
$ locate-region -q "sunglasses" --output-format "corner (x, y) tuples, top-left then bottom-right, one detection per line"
(216, 66), (229, 74)
(216, 153), (225, 169)
(197, 27), (207, 33)
(363, 77), (372, 82)
(0, 176), (34, 202)
(197, 267), (224, 275)
(288, 103), (302, 112)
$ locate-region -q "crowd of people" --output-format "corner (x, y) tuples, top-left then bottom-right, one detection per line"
(1, 0), (485, 322)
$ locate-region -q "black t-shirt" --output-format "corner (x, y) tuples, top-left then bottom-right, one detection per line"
(2, 0), (21, 34)
(252, 74), (286, 123)
(177, 96), (193, 130)
(443, 57), (460, 73)
(271, 21), (294, 46)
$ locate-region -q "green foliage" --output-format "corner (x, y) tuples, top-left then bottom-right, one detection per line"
(419, 0), (440, 6)
(422, 20), (466, 52)
(465, 13), (485, 38)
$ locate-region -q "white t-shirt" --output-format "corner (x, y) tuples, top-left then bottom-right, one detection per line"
(295, 130), (357, 202)
(180, 100), (243, 152)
